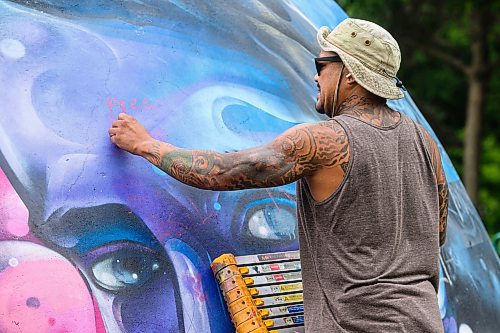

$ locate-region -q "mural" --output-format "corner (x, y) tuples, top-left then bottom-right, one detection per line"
(0, 0), (498, 332)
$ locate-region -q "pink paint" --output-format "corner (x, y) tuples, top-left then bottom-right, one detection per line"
(106, 97), (117, 112)
(91, 294), (107, 333)
(142, 98), (156, 110)
(106, 97), (157, 114)
(265, 188), (281, 211)
(5, 219), (30, 237)
(0, 168), (29, 238)
(157, 228), (186, 242)
(130, 98), (139, 110)
(119, 99), (127, 113)
(186, 274), (207, 302)
(0, 259), (97, 332)
(200, 212), (218, 225)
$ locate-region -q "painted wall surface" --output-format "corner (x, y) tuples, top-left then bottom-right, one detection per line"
(0, 1), (498, 332)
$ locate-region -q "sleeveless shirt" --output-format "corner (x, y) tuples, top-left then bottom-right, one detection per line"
(297, 114), (443, 332)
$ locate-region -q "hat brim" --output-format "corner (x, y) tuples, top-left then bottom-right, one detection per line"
(317, 26), (404, 100)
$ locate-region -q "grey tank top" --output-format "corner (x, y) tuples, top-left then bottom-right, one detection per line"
(297, 114), (443, 333)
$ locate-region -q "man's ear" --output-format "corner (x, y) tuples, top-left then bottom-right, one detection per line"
(346, 73), (356, 84)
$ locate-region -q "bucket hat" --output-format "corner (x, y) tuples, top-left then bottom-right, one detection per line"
(317, 18), (404, 99)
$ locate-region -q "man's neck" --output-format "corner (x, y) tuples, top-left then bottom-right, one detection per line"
(334, 95), (400, 127)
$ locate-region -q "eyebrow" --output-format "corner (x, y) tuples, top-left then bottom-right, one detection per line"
(43, 203), (162, 255)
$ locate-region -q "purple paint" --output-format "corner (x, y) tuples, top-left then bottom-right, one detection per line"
(26, 297), (40, 308)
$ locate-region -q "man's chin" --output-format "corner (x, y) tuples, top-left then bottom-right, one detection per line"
(315, 103), (325, 115)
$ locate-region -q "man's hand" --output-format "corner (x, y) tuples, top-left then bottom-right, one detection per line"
(108, 113), (154, 155)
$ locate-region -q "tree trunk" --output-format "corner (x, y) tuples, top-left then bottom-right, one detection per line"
(463, 7), (488, 206)
(464, 76), (483, 205)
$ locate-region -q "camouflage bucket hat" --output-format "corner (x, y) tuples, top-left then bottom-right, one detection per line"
(317, 18), (404, 99)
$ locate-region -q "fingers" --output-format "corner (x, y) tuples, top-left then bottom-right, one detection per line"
(108, 125), (117, 144)
(111, 119), (124, 128)
(109, 113), (142, 150)
(108, 128), (118, 147)
(109, 115), (130, 140)
(118, 112), (133, 120)
(108, 127), (118, 136)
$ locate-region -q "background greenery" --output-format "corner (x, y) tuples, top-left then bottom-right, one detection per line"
(337, 0), (499, 238)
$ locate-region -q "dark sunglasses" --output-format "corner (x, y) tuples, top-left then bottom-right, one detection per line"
(314, 56), (342, 75)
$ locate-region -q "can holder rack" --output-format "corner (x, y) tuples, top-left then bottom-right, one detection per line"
(211, 251), (305, 333)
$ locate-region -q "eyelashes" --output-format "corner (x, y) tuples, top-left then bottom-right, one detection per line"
(86, 242), (167, 293)
(241, 196), (297, 242)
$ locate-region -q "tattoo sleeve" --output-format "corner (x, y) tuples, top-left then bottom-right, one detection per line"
(438, 181), (449, 246)
(418, 125), (449, 246)
(432, 145), (449, 247)
(146, 121), (349, 191)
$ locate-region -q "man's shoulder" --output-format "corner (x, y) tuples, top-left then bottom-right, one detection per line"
(414, 122), (439, 152)
(280, 120), (349, 162)
(293, 119), (347, 136)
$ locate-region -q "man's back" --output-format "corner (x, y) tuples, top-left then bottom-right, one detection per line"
(297, 114), (443, 332)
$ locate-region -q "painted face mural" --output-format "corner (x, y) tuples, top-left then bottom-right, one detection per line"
(0, 1), (498, 332)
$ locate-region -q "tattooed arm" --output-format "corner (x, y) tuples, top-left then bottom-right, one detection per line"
(419, 126), (449, 247)
(109, 113), (349, 191)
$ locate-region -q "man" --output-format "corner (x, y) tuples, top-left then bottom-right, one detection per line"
(109, 18), (448, 333)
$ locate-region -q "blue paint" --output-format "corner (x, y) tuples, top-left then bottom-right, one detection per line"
(244, 197), (297, 210)
(0, 1), (498, 332)
(152, 165), (167, 176)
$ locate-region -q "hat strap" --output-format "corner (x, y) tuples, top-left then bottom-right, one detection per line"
(381, 69), (406, 91)
(333, 64), (345, 116)
(395, 77), (406, 91)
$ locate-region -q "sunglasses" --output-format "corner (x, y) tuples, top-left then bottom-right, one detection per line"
(314, 56), (342, 75)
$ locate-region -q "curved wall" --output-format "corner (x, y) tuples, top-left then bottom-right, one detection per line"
(0, 1), (498, 332)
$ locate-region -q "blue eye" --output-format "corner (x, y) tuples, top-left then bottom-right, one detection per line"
(244, 198), (297, 241)
(91, 247), (162, 292)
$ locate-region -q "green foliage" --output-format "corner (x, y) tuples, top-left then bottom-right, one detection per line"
(480, 135), (500, 234)
(337, 0), (500, 235)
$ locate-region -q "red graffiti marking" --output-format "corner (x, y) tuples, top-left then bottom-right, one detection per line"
(48, 318), (56, 327)
(200, 212), (218, 225)
(187, 274), (208, 302)
(106, 97), (157, 114)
